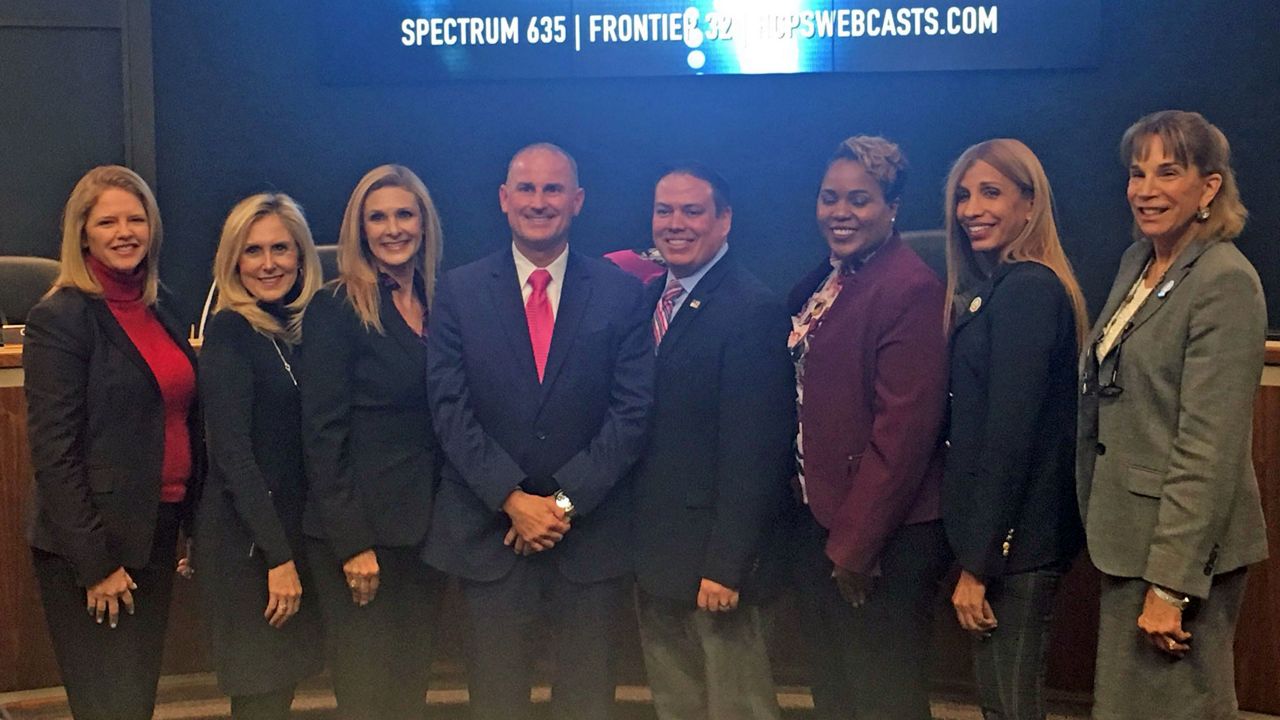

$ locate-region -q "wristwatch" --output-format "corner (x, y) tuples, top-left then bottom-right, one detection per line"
(553, 490), (576, 519)
(1152, 584), (1190, 611)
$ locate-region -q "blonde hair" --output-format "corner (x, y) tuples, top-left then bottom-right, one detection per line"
(829, 135), (909, 203)
(213, 193), (321, 345)
(943, 139), (1089, 347)
(52, 165), (163, 305)
(336, 165), (443, 333)
(1120, 109), (1247, 242)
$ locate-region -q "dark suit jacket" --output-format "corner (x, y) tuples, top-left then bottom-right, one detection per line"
(25, 287), (201, 587)
(1078, 237), (1268, 599)
(424, 248), (654, 583)
(943, 261), (1083, 578)
(298, 282), (439, 561)
(787, 235), (947, 575)
(632, 252), (795, 606)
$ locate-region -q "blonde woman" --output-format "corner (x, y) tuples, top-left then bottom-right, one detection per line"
(25, 166), (198, 720)
(298, 164), (445, 719)
(1079, 111), (1267, 720)
(940, 139), (1087, 720)
(195, 193), (323, 719)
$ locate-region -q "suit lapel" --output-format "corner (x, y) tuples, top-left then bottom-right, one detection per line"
(539, 251), (590, 399)
(1118, 238), (1214, 344)
(950, 262), (1015, 338)
(88, 299), (160, 394)
(487, 251), (541, 391)
(379, 290), (427, 368)
(153, 296), (198, 372)
(657, 253), (734, 361)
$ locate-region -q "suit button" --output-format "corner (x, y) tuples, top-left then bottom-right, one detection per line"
(536, 431), (548, 441)
(948, 392), (954, 399)
(1095, 442), (1106, 455)
(944, 440), (951, 448)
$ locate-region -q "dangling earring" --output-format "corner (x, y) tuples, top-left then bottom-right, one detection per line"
(1195, 206), (1211, 222)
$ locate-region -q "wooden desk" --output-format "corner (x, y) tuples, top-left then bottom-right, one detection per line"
(3, 341), (1279, 713)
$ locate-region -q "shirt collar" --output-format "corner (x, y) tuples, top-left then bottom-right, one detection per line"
(512, 242), (569, 288)
(665, 241), (729, 296)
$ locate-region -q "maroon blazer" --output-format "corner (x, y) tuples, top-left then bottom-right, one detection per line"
(787, 234), (948, 574)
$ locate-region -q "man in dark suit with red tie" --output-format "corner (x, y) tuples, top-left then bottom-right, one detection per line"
(424, 143), (654, 719)
(631, 165), (795, 719)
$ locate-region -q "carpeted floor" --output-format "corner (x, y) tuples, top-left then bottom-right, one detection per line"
(4, 675), (1276, 720)
(0, 674), (1094, 720)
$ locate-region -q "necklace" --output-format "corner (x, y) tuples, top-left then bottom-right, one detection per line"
(270, 337), (297, 387)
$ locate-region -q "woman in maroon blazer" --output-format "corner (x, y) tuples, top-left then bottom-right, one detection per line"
(788, 136), (950, 720)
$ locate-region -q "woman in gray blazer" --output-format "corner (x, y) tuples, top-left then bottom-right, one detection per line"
(1078, 110), (1268, 720)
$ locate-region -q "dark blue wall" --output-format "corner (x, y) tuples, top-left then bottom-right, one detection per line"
(151, 0), (1280, 328)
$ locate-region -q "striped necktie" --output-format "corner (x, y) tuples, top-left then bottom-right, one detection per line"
(652, 275), (684, 347)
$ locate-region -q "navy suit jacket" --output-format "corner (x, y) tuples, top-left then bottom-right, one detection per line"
(632, 252), (796, 606)
(423, 247), (654, 583)
(943, 262), (1083, 578)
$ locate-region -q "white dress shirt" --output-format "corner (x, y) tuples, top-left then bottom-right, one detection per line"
(513, 242), (569, 319)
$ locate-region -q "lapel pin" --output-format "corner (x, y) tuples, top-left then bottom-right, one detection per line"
(1156, 279), (1176, 298)
(969, 296), (983, 313)
(689, 299), (701, 309)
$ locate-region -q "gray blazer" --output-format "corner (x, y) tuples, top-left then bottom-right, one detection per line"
(1077, 236), (1268, 599)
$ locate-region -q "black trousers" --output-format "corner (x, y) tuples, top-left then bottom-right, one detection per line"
(460, 554), (628, 720)
(793, 509), (950, 720)
(31, 504), (180, 720)
(307, 539), (444, 720)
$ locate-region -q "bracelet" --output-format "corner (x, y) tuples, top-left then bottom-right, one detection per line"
(1152, 584), (1190, 611)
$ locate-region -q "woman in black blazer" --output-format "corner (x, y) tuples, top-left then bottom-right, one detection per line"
(940, 139), (1087, 720)
(25, 165), (200, 720)
(195, 193), (324, 719)
(298, 165), (445, 720)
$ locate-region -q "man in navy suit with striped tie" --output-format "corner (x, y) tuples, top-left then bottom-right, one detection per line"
(632, 165), (796, 719)
(424, 143), (653, 719)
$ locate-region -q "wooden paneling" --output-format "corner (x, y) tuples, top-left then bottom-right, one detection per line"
(1237, 385), (1280, 712)
(0, 386), (59, 690)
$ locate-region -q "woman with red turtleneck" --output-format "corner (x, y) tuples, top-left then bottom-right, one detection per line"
(24, 166), (200, 720)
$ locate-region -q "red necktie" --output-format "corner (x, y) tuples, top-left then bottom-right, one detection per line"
(525, 269), (553, 382)
(652, 275), (684, 347)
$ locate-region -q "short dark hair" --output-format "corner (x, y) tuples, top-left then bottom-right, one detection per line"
(656, 163), (731, 215)
(829, 135), (908, 203)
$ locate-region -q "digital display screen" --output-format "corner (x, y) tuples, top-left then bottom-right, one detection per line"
(318, 1), (1100, 82)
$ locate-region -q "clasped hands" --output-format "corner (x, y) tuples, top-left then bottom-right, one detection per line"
(85, 566), (137, 629)
(502, 489), (570, 555)
(832, 565), (876, 608)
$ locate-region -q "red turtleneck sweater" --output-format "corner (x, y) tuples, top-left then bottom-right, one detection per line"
(89, 256), (195, 503)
